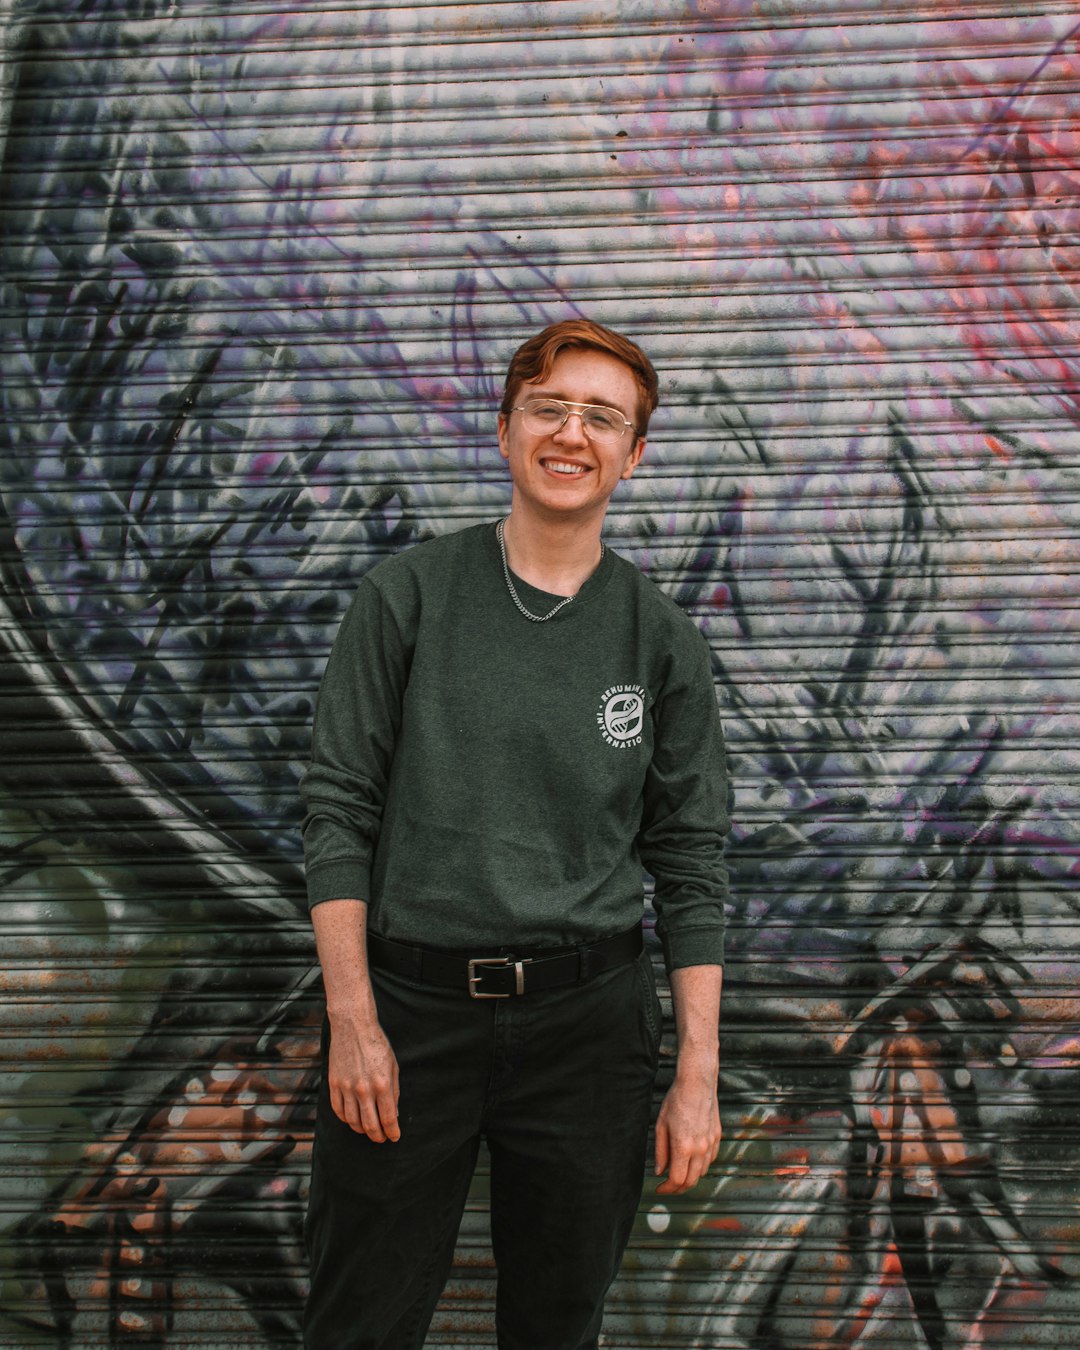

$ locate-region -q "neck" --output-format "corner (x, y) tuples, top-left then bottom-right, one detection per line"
(502, 507), (605, 597)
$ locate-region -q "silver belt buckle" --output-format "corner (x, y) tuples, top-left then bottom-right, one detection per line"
(468, 956), (532, 999)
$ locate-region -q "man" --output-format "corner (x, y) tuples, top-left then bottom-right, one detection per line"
(301, 318), (728, 1349)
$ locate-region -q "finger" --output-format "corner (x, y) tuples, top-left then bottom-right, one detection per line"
(359, 1096), (388, 1139)
(654, 1119), (670, 1178)
(660, 1136), (713, 1195)
(657, 1155), (690, 1194)
(684, 1150), (710, 1191)
(376, 1079), (401, 1143)
(686, 1134), (722, 1191)
(330, 1082), (361, 1131)
(327, 1046), (365, 1126)
(361, 1074), (399, 1139)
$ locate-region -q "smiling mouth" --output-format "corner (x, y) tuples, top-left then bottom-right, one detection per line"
(542, 458), (590, 476)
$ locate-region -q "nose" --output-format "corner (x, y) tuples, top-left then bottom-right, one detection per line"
(554, 411), (589, 446)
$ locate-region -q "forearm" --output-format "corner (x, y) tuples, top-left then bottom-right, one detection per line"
(311, 897), (379, 1028)
(670, 963), (723, 1081)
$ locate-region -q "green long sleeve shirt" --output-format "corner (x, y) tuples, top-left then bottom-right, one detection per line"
(301, 521), (728, 972)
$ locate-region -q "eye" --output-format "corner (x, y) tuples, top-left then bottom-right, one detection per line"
(527, 400), (567, 425)
(582, 407), (623, 434)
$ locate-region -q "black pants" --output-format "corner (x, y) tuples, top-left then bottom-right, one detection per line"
(304, 950), (662, 1350)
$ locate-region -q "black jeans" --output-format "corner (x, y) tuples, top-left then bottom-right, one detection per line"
(304, 949), (662, 1350)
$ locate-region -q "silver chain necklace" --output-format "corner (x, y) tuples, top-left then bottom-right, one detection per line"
(496, 518), (603, 623)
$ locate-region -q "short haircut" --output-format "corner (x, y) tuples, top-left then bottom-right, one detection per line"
(499, 318), (660, 435)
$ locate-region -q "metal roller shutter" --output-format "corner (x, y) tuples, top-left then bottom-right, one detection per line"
(1, 2), (1077, 1345)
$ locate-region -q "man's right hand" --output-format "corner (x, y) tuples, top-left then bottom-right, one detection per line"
(327, 1012), (401, 1142)
(311, 898), (402, 1143)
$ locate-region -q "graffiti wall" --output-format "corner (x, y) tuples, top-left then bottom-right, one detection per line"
(1, 2), (1077, 1345)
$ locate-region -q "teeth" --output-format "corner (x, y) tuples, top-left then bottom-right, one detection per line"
(547, 461), (586, 475)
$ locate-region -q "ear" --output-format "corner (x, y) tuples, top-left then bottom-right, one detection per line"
(620, 436), (646, 480)
(497, 412), (510, 461)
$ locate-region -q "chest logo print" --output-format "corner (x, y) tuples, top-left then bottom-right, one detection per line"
(598, 684), (646, 748)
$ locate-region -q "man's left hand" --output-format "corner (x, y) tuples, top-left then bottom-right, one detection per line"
(654, 962), (723, 1194)
(654, 1065), (721, 1195)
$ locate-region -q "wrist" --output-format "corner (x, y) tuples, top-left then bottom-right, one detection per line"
(674, 1046), (719, 1082)
(327, 996), (381, 1031)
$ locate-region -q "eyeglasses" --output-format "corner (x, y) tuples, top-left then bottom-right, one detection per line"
(514, 398), (637, 445)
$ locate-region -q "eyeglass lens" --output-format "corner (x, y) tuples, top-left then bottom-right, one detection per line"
(520, 399), (628, 442)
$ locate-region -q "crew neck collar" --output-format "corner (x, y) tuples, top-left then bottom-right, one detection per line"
(484, 520), (615, 619)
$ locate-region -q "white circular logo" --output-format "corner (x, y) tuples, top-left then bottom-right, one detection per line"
(597, 685), (646, 748)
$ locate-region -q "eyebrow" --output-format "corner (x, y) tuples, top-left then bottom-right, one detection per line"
(527, 388), (634, 418)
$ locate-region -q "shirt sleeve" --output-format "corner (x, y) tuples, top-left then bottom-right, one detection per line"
(299, 576), (411, 909)
(637, 623), (729, 973)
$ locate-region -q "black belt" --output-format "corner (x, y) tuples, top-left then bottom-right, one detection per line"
(367, 925), (643, 999)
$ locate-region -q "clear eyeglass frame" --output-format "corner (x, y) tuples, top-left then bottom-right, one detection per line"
(514, 398), (637, 444)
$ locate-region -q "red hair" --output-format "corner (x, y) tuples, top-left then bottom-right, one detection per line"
(500, 319), (659, 434)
